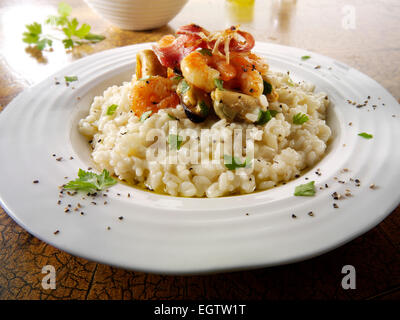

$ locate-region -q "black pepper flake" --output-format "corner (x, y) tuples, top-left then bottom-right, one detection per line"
(53, 230), (60, 235)
(56, 157), (63, 161)
(333, 203), (339, 209)
(52, 154), (56, 157)
(80, 212), (84, 215)
(104, 201), (108, 205)
(295, 174), (300, 178)
(118, 216), (124, 220)
(332, 192), (339, 200)
(91, 201), (97, 205)
(127, 193), (131, 198)
(314, 65), (321, 69)
(249, 88), (254, 93)
(308, 211), (314, 217)
(291, 214), (297, 219)
(33, 180), (39, 184)
(107, 226), (111, 230)
(325, 184), (329, 188)
(57, 200), (61, 205)
(55, 81), (60, 85)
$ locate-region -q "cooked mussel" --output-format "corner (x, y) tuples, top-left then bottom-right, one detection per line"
(211, 89), (267, 123)
(136, 49), (167, 79)
(176, 79), (212, 123)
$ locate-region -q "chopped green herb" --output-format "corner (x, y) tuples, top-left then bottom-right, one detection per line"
(214, 78), (224, 90)
(358, 132), (373, 139)
(269, 110), (279, 117)
(64, 169), (117, 192)
(255, 109), (278, 125)
(172, 75), (183, 82)
(106, 104), (118, 116)
(294, 181), (316, 196)
(263, 81), (272, 95)
(83, 33), (105, 42)
(293, 112), (309, 125)
(198, 48), (212, 56)
(224, 155), (251, 170)
(199, 101), (210, 116)
(64, 75), (78, 82)
(178, 79), (190, 94)
(287, 78), (295, 87)
(168, 134), (184, 150)
(140, 110), (152, 122)
(167, 113), (179, 120)
(301, 55), (311, 60)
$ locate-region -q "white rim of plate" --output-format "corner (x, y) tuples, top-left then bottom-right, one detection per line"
(0, 42), (399, 275)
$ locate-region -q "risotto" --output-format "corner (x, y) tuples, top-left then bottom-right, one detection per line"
(78, 25), (332, 198)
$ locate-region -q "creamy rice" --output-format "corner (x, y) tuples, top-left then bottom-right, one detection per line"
(79, 71), (331, 197)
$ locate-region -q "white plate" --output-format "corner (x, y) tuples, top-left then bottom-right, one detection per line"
(0, 43), (399, 274)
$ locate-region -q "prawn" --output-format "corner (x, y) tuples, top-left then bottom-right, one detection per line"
(228, 53), (264, 97)
(180, 51), (238, 91)
(180, 51), (220, 92)
(131, 76), (179, 117)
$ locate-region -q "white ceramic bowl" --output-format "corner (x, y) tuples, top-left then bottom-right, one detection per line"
(84, 0), (188, 30)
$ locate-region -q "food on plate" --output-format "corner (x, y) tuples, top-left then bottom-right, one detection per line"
(79, 24), (332, 197)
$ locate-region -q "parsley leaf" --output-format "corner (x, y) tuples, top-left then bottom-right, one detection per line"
(22, 22), (42, 44)
(199, 101), (210, 116)
(293, 112), (309, 125)
(24, 2), (105, 52)
(214, 78), (224, 90)
(301, 55), (311, 60)
(64, 169), (117, 192)
(167, 113), (179, 120)
(178, 79), (190, 94)
(287, 78), (295, 87)
(58, 2), (72, 17)
(263, 80), (272, 95)
(358, 132), (373, 139)
(168, 134), (184, 150)
(22, 22), (53, 50)
(198, 48), (212, 56)
(46, 2), (71, 26)
(84, 33), (106, 42)
(294, 181), (316, 196)
(255, 109), (278, 125)
(172, 75), (183, 82)
(106, 104), (118, 116)
(224, 155), (252, 170)
(140, 110), (152, 122)
(64, 75), (78, 82)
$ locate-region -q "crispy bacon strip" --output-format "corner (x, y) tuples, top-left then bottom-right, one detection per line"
(176, 24), (210, 37)
(152, 34), (206, 68)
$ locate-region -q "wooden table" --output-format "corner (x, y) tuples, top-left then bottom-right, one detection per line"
(0, 0), (399, 300)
